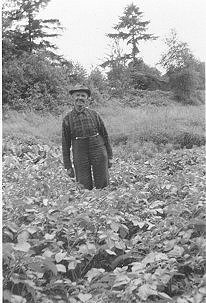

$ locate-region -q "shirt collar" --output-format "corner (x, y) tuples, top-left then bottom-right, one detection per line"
(72, 107), (88, 115)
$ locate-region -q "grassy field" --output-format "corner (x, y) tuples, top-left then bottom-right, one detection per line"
(3, 104), (205, 153)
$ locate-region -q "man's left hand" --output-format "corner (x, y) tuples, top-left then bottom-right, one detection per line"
(108, 159), (113, 168)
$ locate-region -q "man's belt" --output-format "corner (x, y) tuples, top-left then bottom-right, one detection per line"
(73, 133), (99, 140)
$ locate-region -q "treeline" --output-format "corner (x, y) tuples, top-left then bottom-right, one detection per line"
(2, 1), (205, 112)
(2, 0), (89, 112)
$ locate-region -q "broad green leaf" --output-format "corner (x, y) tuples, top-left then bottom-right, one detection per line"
(110, 233), (119, 241)
(87, 243), (96, 252)
(143, 252), (168, 265)
(132, 220), (145, 228)
(42, 250), (54, 258)
(78, 293), (92, 302)
(199, 287), (206, 295)
(115, 240), (126, 250)
(132, 262), (146, 272)
(154, 268), (172, 284)
(3, 290), (12, 301)
(3, 243), (14, 258)
(176, 298), (189, 303)
(55, 251), (67, 263)
(4, 292), (27, 303)
(28, 262), (44, 273)
(79, 243), (96, 254)
(3, 230), (14, 240)
(56, 264), (66, 273)
(86, 268), (105, 282)
(119, 224), (129, 238)
(44, 233), (55, 240)
(132, 234), (141, 245)
(14, 242), (31, 252)
(158, 292), (173, 301)
(25, 197), (34, 205)
(10, 295), (27, 303)
(43, 259), (57, 276)
(7, 223), (18, 233)
(113, 266), (128, 274)
(167, 245), (184, 258)
(17, 231), (30, 243)
(147, 222), (155, 230)
(68, 261), (78, 270)
(105, 249), (116, 255)
(138, 284), (158, 300)
(78, 245), (89, 254)
(110, 222), (119, 232)
(164, 239), (177, 251)
(150, 200), (164, 208)
(27, 227), (38, 234)
(43, 198), (48, 206)
(25, 208), (38, 213)
(113, 275), (130, 289)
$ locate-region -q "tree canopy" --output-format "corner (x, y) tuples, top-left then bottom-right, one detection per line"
(159, 29), (196, 73)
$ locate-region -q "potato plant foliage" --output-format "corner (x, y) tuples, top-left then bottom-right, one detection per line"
(2, 136), (206, 303)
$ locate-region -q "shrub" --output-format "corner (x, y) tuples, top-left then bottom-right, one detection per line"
(110, 133), (129, 145)
(175, 132), (206, 149)
(169, 68), (199, 104)
(2, 52), (73, 111)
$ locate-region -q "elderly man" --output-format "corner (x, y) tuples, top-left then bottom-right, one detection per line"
(62, 85), (113, 190)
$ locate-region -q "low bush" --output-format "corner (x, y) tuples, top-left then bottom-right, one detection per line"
(175, 131), (206, 149)
(121, 90), (176, 107)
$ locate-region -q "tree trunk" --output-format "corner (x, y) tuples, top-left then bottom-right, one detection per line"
(28, 11), (32, 53)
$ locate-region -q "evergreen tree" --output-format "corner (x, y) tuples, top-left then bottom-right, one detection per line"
(2, 0), (63, 57)
(107, 3), (157, 66)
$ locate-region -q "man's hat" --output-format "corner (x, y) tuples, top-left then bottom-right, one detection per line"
(69, 85), (91, 97)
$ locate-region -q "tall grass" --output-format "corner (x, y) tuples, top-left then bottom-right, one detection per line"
(3, 110), (64, 144)
(3, 105), (205, 149)
(100, 105), (205, 147)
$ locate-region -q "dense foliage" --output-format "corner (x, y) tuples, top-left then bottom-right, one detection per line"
(2, 1), (205, 110)
(2, 0), (62, 55)
(159, 30), (205, 104)
(2, 51), (88, 112)
(2, 0), (87, 111)
(3, 135), (206, 303)
(101, 5), (161, 96)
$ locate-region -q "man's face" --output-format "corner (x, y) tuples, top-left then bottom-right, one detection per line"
(72, 91), (88, 112)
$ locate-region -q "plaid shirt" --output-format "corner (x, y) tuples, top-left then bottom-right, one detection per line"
(62, 107), (113, 169)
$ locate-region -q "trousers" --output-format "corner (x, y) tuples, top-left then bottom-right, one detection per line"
(72, 135), (109, 190)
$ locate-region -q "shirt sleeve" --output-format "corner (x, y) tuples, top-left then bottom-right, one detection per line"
(97, 113), (113, 159)
(62, 117), (72, 169)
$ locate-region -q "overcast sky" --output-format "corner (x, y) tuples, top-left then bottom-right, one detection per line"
(39, 0), (206, 72)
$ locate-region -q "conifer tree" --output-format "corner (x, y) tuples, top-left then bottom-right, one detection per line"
(107, 3), (157, 66)
(2, 0), (63, 56)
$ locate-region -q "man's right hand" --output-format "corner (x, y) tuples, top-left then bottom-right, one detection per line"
(67, 168), (75, 178)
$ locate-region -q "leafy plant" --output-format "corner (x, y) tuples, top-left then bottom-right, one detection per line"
(2, 134), (206, 302)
